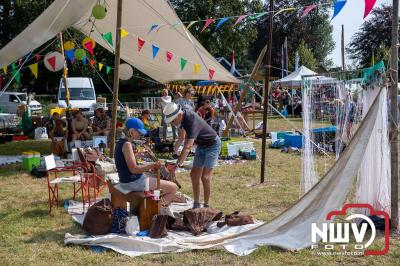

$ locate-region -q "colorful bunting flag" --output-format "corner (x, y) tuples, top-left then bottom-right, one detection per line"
(11, 63), (16, 70)
(11, 67), (20, 84)
(148, 24), (158, 34)
(180, 58), (187, 71)
(89, 59), (95, 67)
(194, 63), (201, 75)
(187, 21), (197, 29)
(230, 50), (236, 75)
(65, 49), (75, 64)
(102, 32), (113, 46)
(166, 51), (173, 62)
(84, 40), (94, 56)
(209, 68), (215, 80)
(215, 17), (230, 31)
(201, 18), (215, 33)
(249, 12), (267, 20)
(82, 57), (88, 65)
(301, 4), (317, 18)
(35, 54), (41, 62)
(29, 63), (38, 79)
(233, 15), (248, 26)
(99, 63), (104, 71)
(121, 28), (129, 38)
(47, 56), (57, 71)
(332, 0), (347, 20)
(152, 44), (159, 59)
(3, 66), (7, 74)
(138, 38), (145, 52)
(364, 0), (377, 18)
(106, 66), (111, 74)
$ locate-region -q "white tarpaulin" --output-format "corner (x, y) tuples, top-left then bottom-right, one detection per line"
(0, 0), (239, 84)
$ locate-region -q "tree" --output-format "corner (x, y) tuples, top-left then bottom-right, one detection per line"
(347, 4), (393, 68)
(252, 0), (334, 76)
(170, 0), (264, 72)
(298, 40), (317, 71)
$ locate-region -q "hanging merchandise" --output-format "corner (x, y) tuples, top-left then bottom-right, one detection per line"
(64, 41), (75, 51)
(82, 37), (96, 56)
(74, 48), (87, 60)
(44, 51), (64, 72)
(92, 4), (107, 20)
(119, 63), (133, 80)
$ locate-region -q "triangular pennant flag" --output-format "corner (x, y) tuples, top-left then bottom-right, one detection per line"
(65, 49), (75, 64)
(152, 44), (159, 59)
(3, 65), (7, 74)
(187, 21), (197, 29)
(201, 18), (215, 33)
(47, 56), (56, 71)
(233, 15), (248, 26)
(209, 68), (215, 80)
(194, 63), (201, 75)
(364, 0), (377, 18)
(12, 69), (20, 83)
(180, 58), (187, 71)
(166, 51), (173, 63)
(102, 32), (113, 46)
(215, 17), (230, 31)
(230, 50), (236, 74)
(11, 63), (16, 70)
(29, 63), (38, 79)
(301, 4), (317, 18)
(82, 57), (88, 65)
(121, 28), (129, 38)
(84, 41), (94, 56)
(89, 59), (95, 67)
(35, 54), (41, 62)
(249, 12), (267, 20)
(332, 0), (347, 20)
(148, 24), (158, 34)
(106, 66), (111, 74)
(138, 38), (145, 52)
(99, 63), (104, 71)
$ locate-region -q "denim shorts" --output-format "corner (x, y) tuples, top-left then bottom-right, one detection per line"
(192, 136), (221, 169)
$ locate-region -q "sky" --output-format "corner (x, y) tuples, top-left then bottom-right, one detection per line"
(329, 0), (391, 66)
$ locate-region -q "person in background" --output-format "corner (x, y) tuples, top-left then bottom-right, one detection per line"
(115, 118), (177, 205)
(174, 85), (196, 157)
(197, 99), (215, 126)
(140, 110), (153, 131)
(50, 117), (68, 157)
(71, 110), (89, 141)
(92, 107), (111, 136)
(158, 89), (176, 140)
(163, 102), (221, 209)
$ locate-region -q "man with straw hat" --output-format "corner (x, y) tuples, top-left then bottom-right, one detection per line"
(163, 102), (221, 209)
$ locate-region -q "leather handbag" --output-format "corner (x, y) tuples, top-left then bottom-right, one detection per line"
(149, 215), (170, 238)
(83, 199), (113, 235)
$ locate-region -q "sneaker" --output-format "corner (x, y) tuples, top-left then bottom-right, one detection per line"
(203, 203), (210, 208)
(192, 202), (201, 209)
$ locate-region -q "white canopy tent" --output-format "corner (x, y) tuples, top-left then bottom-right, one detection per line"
(272, 65), (334, 88)
(0, 0), (239, 84)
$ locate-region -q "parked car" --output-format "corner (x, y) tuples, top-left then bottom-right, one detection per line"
(58, 77), (96, 113)
(0, 92), (42, 114)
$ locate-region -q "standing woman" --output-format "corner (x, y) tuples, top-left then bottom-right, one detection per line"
(173, 84), (195, 156)
(115, 118), (177, 205)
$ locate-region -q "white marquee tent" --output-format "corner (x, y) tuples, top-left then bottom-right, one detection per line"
(0, 0), (240, 84)
(272, 65), (334, 88)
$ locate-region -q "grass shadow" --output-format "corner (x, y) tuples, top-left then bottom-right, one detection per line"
(21, 208), (49, 219)
(23, 224), (82, 245)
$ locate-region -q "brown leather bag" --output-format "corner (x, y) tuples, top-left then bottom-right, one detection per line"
(83, 199), (113, 235)
(217, 211), (254, 228)
(149, 215), (171, 238)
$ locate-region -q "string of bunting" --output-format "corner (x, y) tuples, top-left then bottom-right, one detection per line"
(117, 0), (376, 33)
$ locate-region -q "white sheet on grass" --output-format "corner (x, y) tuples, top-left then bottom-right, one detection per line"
(0, 0), (239, 84)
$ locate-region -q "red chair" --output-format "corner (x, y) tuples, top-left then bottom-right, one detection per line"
(45, 155), (90, 213)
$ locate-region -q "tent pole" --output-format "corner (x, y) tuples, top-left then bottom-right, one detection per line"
(58, 32), (70, 108)
(390, 0), (399, 230)
(109, 0), (123, 158)
(260, 0), (274, 183)
(341, 25), (345, 71)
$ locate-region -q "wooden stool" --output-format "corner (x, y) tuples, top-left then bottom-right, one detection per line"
(107, 178), (160, 231)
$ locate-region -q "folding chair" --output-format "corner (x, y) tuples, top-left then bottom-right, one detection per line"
(45, 155), (90, 213)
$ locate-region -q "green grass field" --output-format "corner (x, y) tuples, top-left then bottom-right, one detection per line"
(0, 118), (399, 265)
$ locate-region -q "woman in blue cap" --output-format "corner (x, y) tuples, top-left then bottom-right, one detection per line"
(115, 117), (177, 205)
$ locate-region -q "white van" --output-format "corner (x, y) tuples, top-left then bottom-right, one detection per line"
(58, 77), (96, 112)
(0, 92), (42, 114)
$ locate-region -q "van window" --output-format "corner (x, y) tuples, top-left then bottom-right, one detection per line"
(59, 88), (95, 100)
(9, 95), (20, 103)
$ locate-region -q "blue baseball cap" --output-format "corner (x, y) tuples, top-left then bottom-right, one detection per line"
(125, 118), (148, 135)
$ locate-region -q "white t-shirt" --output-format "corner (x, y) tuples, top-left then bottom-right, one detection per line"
(160, 96), (172, 110)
